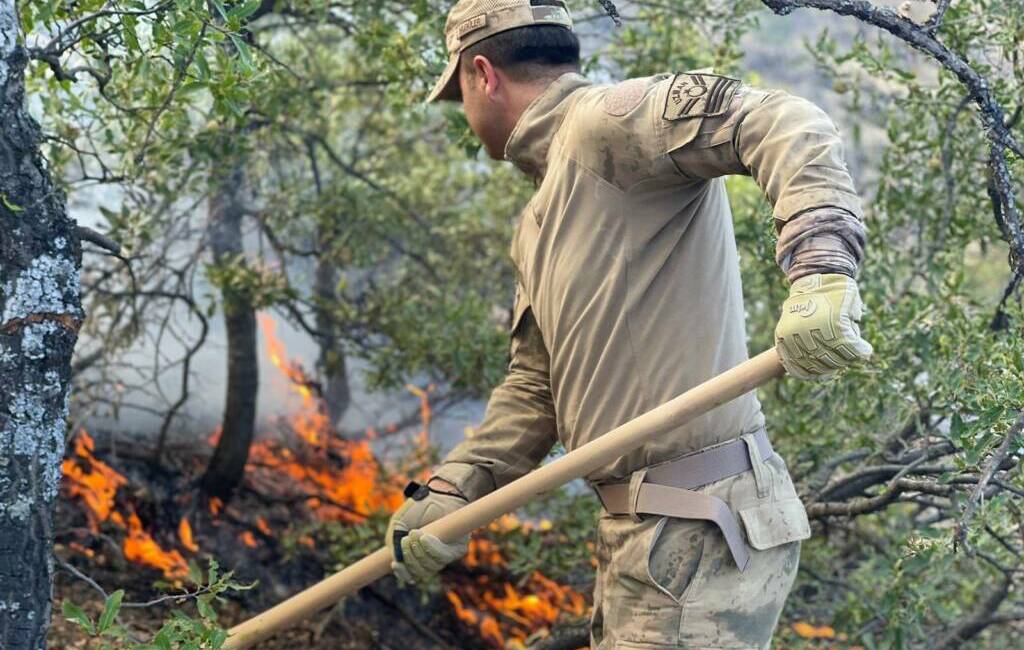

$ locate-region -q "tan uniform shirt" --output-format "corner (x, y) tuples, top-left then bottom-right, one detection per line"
(434, 71), (863, 501)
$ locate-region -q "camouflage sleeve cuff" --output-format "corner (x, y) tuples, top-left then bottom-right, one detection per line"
(776, 207), (866, 283)
(431, 461), (497, 502)
(772, 190), (863, 229)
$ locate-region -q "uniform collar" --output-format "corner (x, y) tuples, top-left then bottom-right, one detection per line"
(504, 72), (591, 180)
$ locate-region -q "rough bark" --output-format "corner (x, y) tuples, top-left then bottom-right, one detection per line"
(200, 165), (259, 498)
(314, 246), (351, 429)
(0, 3), (83, 647)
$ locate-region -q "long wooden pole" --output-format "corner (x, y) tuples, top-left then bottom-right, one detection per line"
(223, 347), (786, 648)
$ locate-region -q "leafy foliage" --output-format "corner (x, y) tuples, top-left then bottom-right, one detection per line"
(61, 560), (253, 649)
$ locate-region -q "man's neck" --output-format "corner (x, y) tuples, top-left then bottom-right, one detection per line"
(502, 70), (591, 179)
(503, 69), (577, 143)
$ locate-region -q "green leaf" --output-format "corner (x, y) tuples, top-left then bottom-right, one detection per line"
(62, 600), (95, 635)
(196, 595), (215, 620)
(186, 559), (204, 586)
(152, 626), (174, 650)
(97, 589), (124, 633)
(229, 0), (262, 20)
(195, 50), (211, 80)
(179, 81), (207, 95)
(210, 0), (229, 21)
(209, 627), (229, 648)
(228, 35), (253, 71)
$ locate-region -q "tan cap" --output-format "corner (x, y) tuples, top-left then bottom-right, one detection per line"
(426, 0), (574, 103)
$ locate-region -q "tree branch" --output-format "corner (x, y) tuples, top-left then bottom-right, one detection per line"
(761, 0), (1024, 283)
(954, 410), (1024, 552)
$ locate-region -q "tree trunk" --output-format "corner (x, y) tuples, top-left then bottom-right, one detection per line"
(313, 258), (351, 428)
(0, 3), (83, 647)
(200, 165), (259, 498)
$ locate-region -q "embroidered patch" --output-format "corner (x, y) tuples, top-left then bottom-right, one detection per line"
(663, 72), (740, 120)
(456, 13), (487, 39)
(603, 78), (647, 116)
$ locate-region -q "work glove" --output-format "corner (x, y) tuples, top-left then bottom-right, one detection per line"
(774, 272), (873, 380)
(385, 480), (469, 585)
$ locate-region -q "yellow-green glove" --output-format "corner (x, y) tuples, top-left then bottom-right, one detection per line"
(775, 273), (873, 380)
(385, 481), (469, 585)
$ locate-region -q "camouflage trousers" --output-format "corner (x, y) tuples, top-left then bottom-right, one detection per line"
(589, 453), (806, 649)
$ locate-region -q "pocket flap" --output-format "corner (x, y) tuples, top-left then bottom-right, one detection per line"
(738, 496), (811, 550)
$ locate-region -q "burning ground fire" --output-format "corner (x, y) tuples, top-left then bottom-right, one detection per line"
(62, 429), (190, 579)
(450, 516), (588, 648)
(60, 312), (589, 648)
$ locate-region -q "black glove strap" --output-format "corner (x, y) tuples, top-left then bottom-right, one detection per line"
(393, 529), (409, 562)
(403, 479), (468, 502)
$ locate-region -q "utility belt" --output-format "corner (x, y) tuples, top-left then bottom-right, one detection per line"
(591, 425), (775, 573)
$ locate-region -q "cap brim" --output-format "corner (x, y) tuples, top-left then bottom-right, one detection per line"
(426, 54), (461, 103)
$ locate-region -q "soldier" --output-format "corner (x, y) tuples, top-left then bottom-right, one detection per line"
(386, 1), (871, 648)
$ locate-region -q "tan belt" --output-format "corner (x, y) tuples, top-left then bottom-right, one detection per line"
(592, 426), (775, 572)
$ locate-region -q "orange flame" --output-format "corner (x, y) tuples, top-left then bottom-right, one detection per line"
(179, 518), (199, 553)
(63, 314), (587, 648)
(246, 313), (415, 521)
(792, 621), (838, 639)
(447, 561), (587, 648)
(253, 313), (586, 647)
(255, 516), (272, 536)
(62, 430), (196, 581)
(61, 430), (128, 531)
(122, 510), (189, 579)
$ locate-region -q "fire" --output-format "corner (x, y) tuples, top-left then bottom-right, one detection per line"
(448, 556), (587, 648)
(60, 313), (589, 648)
(255, 313), (588, 646)
(248, 313), (415, 521)
(255, 516), (272, 536)
(449, 519), (588, 648)
(122, 511), (189, 579)
(62, 430), (195, 581)
(256, 313), (591, 646)
(179, 517), (199, 552)
(61, 430), (127, 531)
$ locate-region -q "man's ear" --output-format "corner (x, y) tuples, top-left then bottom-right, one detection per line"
(471, 54), (500, 99)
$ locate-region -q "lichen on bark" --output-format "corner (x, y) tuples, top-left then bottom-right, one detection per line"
(0, 1), (83, 647)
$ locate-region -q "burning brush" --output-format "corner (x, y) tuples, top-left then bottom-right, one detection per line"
(59, 311), (591, 648)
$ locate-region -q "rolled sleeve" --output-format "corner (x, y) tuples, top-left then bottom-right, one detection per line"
(666, 79), (865, 277)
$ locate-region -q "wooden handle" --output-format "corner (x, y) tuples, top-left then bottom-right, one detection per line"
(223, 348), (785, 649)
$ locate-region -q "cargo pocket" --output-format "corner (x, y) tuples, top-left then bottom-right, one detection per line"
(738, 496), (811, 550)
(735, 454), (811, 551)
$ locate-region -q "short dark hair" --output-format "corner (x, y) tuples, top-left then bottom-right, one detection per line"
(462, 3), (580, 82)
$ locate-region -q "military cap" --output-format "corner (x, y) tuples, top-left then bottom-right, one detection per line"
(427, 0), (575, 103)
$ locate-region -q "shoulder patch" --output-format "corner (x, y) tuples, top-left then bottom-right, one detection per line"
(603, 78), (648, 117)
(663, 72), (739, 120)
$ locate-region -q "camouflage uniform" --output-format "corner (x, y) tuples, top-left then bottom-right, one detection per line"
(423, 3), (867, 648)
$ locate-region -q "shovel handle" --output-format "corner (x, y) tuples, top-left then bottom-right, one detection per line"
(223, 347), (785, 649)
